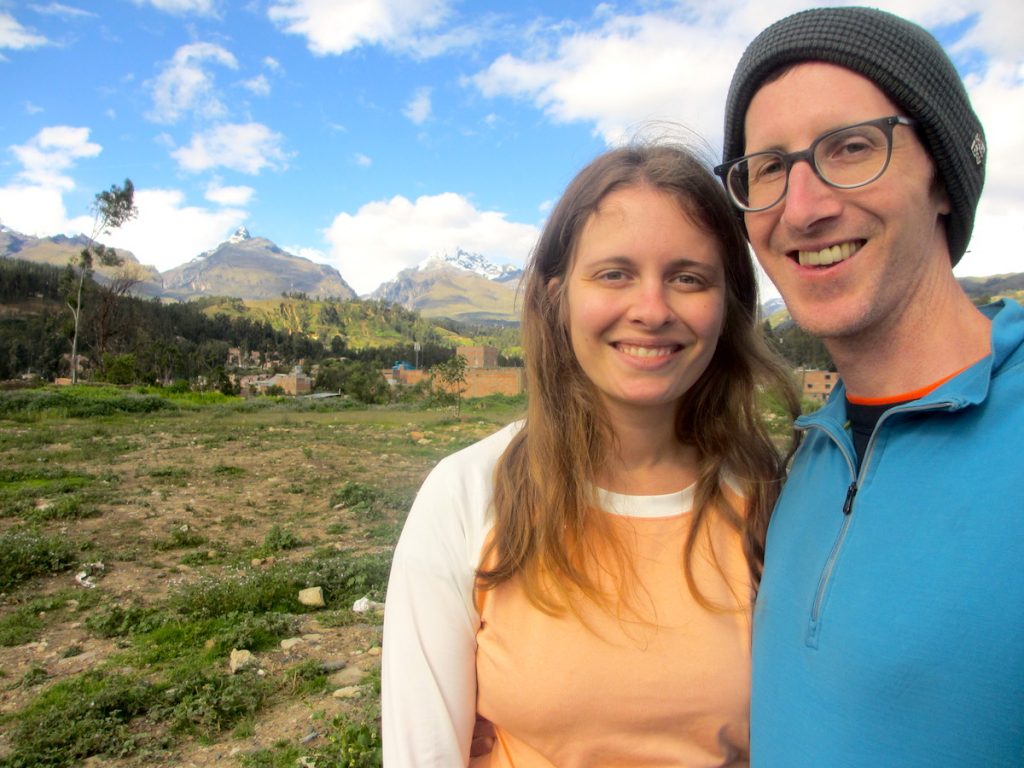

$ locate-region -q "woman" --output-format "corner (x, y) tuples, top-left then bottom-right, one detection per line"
(382, 142), (799, 766)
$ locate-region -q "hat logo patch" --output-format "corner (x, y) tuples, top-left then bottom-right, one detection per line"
(970, 133), (986, 165)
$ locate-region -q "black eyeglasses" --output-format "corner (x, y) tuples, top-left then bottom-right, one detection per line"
(714, 116), (917, 212)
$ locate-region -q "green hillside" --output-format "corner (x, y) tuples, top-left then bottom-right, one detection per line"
(193, 295), (466, 350)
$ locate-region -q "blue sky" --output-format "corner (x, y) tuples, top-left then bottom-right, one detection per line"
(0, 0), (1021, 297)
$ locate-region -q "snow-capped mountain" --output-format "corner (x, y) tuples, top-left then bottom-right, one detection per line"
(371, 248), (522, 323)
(422, 248), (523, 283)
(161, 228), (357, 301)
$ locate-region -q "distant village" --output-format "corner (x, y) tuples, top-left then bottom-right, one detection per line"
(233, 344), (524, 400)
(230, 345), (835, 403)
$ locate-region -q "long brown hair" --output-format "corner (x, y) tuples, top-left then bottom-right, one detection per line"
(477, 142), (799, 612)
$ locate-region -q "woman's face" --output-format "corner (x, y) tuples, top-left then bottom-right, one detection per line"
(563, 184), (726, 424)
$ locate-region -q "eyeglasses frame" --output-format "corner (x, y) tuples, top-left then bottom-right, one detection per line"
(714, 115), (918, 212)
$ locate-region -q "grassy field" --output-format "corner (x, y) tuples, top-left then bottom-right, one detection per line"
(0, 385), (525, 768)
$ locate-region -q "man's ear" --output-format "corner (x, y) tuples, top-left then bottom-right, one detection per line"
(932, 176), (952, 216)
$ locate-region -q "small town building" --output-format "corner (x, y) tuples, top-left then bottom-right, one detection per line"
(239, 365), (312, 396)
(796, 368), (839, 402)
(382, 345), (524, 398)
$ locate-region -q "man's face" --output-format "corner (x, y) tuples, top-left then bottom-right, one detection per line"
(742, 62), (951, 344)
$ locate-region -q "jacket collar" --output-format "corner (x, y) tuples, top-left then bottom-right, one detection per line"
(797, 299), (1024, 430)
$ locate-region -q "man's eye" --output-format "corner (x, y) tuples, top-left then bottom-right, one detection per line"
(750, 155), (785, 182)
(820, 131), (884, 164)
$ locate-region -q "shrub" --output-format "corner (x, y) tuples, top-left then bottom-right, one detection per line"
(155, 667), (270, 738)
(0, 467), (103, 521)
(329, 481), (403, 522)
(0, 526), (77, 591)
(167, 551), (391, 619)
(0, 605), (45, 647)
(85, 603), (168, 638)
(0, 387), (174, 420)
(262, 524), (302, 553)
(1, 671), (157, 767)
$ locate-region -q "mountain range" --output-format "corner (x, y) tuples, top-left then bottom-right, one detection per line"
(3, 225), (1022, 325)
(0, 226), (525, 322)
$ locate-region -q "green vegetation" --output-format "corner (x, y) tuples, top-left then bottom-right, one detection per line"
(431, 353), (469, 416)
(239, 715), (382, 768)
(0, 258), (514, 383)
(0, 386), (510, 766)
(0, 526), (78, 591)
(166, 550), (390, 620)
(0, 386), (174, 420)
(0, 466), (108, 521)
(2, 670), (157, 767)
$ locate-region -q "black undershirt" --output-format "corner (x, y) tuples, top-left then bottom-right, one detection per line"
(844, 398), (911, 466)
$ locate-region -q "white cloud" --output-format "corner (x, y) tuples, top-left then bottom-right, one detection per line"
(354, 152), (372, 167)
(471, 11), (745, 145)
(954, 5), (1024, 60)
(403, 87), (432, 125)
(29, 3), (97, 19)
(267, 0), (453, 56)
(323, 192), (539, 295)
(0, 179), (242, 274)
(0, 184), (69, 236)
(84, 188), (245, 272)
(956, 54), (1024, 278)
(132, 0), (219, 16)
(241, 74), (271, 97)
(172, 122), (288, 174)
(9, 125), (101, 190)
(148, 42), (238, 124)
(1, 126), (97, 238)
(957, 200), (1024, 279)
(205, 181), (255, 206)
(285, 244), (330, 264)
(0, 12), (49, 49)
(263, 56), (281, 71)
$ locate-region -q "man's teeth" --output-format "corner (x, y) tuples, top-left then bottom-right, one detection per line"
(798, 242), (859, 267)
(618, 344), (674, 358)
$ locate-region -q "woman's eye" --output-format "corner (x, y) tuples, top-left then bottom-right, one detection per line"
(597, 270), (627, 281)
(670, 273), (702, 287)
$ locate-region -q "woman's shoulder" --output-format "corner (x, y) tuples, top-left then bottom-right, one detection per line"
(428, 420), (523, 483)
(398, 421), (522, 567)
(410, 420), (523, 517)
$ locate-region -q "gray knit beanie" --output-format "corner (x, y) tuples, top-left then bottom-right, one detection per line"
(722, 6), (986, 265)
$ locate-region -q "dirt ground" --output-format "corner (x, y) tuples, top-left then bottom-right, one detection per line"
(0, 401), (515, 766)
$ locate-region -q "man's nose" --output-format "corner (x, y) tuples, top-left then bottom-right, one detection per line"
(779, 160), (843, 232)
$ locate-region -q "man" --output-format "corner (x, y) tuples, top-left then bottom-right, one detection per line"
(716, 7), (1024, 766)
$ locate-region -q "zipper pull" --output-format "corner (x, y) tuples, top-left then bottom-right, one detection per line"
(842, 482), (858, 516)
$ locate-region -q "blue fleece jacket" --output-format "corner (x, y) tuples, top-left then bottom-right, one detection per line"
(752, 300), (1024, 767)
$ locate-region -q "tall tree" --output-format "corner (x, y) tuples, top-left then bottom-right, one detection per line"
(432, 352), (468, 417)
(65, 179), (137, 383)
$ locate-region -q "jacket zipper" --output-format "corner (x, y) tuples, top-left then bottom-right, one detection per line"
(803, 400), (955, 648)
